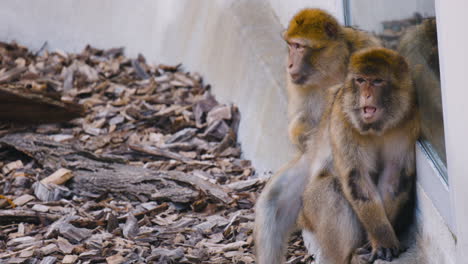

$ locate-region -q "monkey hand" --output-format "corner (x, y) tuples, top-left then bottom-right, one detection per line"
(288, 119), (311, 152)
(354, 241), (404, 263)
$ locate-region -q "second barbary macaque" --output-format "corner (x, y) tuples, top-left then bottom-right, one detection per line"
(255, 47), (419, 264)
(300, 48), (419, 263)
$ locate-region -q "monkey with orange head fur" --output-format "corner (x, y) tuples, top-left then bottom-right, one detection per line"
(298, 47), (419, 264)
(256, 47), (419, 264)
(284, 9), (380, 151)
(255, 8), (382, 264)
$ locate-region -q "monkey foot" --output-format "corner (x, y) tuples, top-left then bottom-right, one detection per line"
(354, 241), (408, 263)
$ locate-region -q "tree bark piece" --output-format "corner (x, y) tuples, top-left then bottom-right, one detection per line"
(161, 172), (233, 204)
(0, 209), (61, 224)
(0, 66), (27, 83)
(0, 85), (84, 123)
(0, 133), (226, 203)
(129, 143), (212, 166)
(41, 168), (73, 185)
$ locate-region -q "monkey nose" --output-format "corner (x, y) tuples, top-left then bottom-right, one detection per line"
(290, 73), (302, 81)
(288, 63), (293, 69)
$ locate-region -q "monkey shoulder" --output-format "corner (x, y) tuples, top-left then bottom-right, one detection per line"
(342, 27), (382, 52)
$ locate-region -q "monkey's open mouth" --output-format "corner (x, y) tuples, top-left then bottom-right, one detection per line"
(362, 106), (377, 120)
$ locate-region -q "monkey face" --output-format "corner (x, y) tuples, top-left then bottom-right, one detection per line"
(283, 8), (348, 88)
(343, 74), (396, 135)
(344, 48), (414, 135)
(354, 75), (387, 124)
(286, 38), (347, 86)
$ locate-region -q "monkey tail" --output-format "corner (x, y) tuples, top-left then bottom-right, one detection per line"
(254, 155), (310, 264)
(255, 190), (294, 264)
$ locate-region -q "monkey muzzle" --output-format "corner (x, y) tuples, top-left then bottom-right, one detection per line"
(290, 73), (308, 84)
(362, 106), (377, 121)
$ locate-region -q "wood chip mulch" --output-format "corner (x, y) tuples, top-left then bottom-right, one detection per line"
(0, 41), (312, 264)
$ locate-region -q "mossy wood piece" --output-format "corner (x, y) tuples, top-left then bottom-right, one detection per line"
(0, 85), (84, 123)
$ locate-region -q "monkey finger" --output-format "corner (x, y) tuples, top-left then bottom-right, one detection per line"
(355, 247), (371, 255)
(375, 248), (387, 261)
(365, 251), (378, 263)
(383, 248), (394, 262)
(358, 253), (375, 263)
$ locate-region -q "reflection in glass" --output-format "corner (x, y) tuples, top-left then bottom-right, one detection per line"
(347, 0), (446, 178)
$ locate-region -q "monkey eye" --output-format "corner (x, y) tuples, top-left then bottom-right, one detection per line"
(289, 42), (304, 50)
(372, 79), (384, 86)
(356, 78), (365, 84)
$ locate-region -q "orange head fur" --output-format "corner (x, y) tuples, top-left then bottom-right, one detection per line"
(349, 48), (409, 81)
(284, 9), (342, 44)
(343, 48), (414, 135)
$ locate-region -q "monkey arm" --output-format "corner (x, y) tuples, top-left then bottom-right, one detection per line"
(378, 121), (418, 224)
(336, 164), (400, 251)
(377, 161), (414, 225)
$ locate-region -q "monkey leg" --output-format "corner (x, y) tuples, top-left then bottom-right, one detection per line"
(339, 168), (403, 263)
(301, 175), (365, 264)
(254, 154), (311, 264)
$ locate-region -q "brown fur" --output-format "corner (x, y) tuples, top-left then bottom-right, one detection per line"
(300, 48), (420, 263)
(255, 9), (381, 264)
(284, 9), (342, 43)
(284, 9), (381, 151)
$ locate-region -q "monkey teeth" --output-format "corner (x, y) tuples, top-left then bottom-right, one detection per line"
(364, 106), (377, 113)
(363, 106), (377, 119)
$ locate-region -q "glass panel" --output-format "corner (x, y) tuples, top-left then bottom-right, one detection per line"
(346, 0), (447, 179)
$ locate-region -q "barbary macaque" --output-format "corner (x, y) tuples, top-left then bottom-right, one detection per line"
(255, 8), (380, 264)
(284, 8), (380, 151)
(256, 47), (419, 264)
(300, 47), (419, 263)
(398, 18), (444, 163)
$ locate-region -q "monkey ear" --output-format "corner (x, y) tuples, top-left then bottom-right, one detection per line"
(324, 22), (338, 38)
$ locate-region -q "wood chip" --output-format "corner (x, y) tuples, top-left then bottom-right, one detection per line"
(122, 214), (139, 239)
(0, 66), (27, 83)
(41, 243), (58, 255)
(2, 160), (23, 174)
(57, 237), (75, 254)
(62, 255), (78, 264)
(162, 172), (233, 204)
(59, 223), (92, 243)
(41, 168), (73, 185)
(39, 256), (57, 264)
(32, 204), (50, 213)
(12, 194), (35, 206)
(106, 254), (125, 264)
(0, 41), (276, 264)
